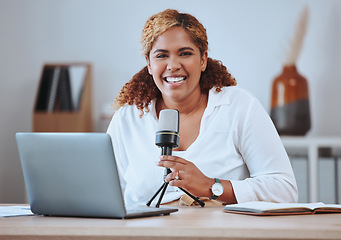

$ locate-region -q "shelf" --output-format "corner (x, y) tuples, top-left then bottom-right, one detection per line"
(281, 136), (341, 203)
(33, 63), (93, 132)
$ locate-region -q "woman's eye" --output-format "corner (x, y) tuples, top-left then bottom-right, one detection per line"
(180, 51), (193, 56)
(156, 54), (168, 58)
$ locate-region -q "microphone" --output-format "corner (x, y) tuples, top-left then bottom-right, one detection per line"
(151, 109), (205, 207)
(155, 109), (180, 156)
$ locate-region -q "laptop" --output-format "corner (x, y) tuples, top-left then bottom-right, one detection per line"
(16, 132), (178, 219)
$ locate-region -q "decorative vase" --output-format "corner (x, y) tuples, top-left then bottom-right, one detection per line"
(270, 64), (311, 136)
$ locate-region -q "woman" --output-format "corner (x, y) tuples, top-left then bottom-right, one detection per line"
(107, 9), (298, 206)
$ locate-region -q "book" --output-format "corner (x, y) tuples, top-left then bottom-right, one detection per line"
(46, 67), (61, 112)
(69, 65), (86, 110)
(35, 66), (54, 111)
(0, 205), (33, 217)
(223, 201), (341, 216)
(55, 67), (74, 111)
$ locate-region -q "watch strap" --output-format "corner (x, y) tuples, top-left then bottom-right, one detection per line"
(210, 178), (221, 200)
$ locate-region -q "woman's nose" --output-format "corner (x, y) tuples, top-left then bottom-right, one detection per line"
(167, 56), (181, 71)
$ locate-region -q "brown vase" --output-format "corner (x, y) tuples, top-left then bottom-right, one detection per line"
(270, 64), (311, 136)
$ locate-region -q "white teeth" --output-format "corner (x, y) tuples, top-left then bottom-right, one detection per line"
(165, 77), (186, 83)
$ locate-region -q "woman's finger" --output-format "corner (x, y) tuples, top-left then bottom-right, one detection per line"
(165, 170), (181, 182)
(156, 155), (187, 170)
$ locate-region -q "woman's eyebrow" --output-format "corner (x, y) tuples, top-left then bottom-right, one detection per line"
(153, 47), (195, 54)
(153, 49), (168, 54)
(178, 47), (194, 52)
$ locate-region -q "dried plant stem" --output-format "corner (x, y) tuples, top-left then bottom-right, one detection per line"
(284, 6), (309, 66)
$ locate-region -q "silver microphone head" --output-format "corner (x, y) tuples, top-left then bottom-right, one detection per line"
(156, 109), (180, 149)
(158, 109), (179, 133)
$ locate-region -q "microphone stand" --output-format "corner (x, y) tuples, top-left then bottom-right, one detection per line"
(146, 146), (205, 208)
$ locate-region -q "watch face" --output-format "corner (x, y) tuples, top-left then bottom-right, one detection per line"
(212, 183), (224, 196)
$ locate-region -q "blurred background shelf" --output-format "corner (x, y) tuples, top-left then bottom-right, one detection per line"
(281, 136), (341, 203)
(33, 63), (93, 132)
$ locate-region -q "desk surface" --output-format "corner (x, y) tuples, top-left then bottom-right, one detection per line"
(1, 206), (341, 240)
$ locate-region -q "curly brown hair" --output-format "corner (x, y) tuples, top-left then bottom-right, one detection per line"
(141, 9), (208, 57)
(114, 9), (236, 116)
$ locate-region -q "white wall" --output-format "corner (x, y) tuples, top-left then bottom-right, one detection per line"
(0, 0), (340, 203)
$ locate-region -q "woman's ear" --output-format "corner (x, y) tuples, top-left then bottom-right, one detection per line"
(200, 51), (208, 72)
(145, 55), (152, 75)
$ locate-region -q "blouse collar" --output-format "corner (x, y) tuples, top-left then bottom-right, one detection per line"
(145, 86), (232, 120)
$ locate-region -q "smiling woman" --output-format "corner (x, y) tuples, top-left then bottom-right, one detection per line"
(107, 9), (298, 207)
(114, 9), (236, 117)
(146, 27), (207, 109)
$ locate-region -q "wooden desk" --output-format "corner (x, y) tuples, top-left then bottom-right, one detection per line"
(1, 206), (341, 240)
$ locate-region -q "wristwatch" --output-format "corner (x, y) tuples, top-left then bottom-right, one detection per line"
(210, 178), (224, 200)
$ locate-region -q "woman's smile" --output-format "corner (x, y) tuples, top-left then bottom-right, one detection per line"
(164, 76), (186, 84)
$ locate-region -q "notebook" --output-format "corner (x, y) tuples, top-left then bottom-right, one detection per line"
(16, 132), (178, 219)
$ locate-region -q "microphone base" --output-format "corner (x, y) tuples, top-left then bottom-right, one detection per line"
(146, 181), (169, 208)
(146, 172), (205, 208)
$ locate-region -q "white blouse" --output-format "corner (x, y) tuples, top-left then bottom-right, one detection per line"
(107, 86), (298, 205)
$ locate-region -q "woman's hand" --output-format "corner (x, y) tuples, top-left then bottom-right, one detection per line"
(156, 155), (214, 198)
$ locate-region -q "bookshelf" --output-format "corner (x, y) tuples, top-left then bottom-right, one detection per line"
(33, 63), (93, 132)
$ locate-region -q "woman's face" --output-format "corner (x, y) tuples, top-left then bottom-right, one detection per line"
(146, 27), (207, 103)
